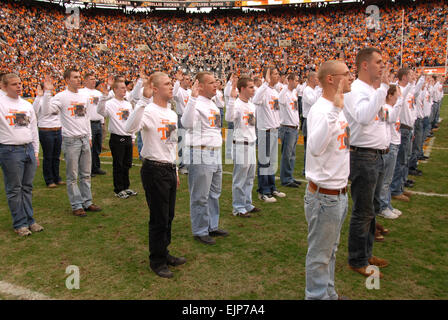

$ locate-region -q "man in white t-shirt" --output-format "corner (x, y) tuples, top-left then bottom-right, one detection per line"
(79, 73), (105, 176)
(0, 73), (43, 236)
(225, 75), (260, 218)
(304, 60), (353, 300)
(279, 73), (301, 187)
(42, 68), (102, 217)
(182, 72), (229, 245)
(344, 48), (390, 279)
(125, 72), (185, 279)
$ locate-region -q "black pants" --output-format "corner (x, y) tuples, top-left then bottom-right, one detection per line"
(90, 121), (103, 173)
(109, 133), (133, 194)
(141, 161), (177, 269)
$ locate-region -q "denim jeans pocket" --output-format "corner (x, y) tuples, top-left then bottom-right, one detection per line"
(351, 150), (379, 162)
(318, 193), (339, 207)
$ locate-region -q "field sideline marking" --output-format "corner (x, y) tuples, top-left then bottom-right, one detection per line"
(0, 281), (52, 300)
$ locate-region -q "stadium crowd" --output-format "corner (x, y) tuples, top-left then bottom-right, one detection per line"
(0, 0), (447, 97)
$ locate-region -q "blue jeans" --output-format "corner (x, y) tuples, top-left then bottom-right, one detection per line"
(302, 118), (308, 175)
(279, 125), (298, 185)
(348, 149), (385, 268)
(225, 121), (234, 160)
(62, 136), (93, 210)
(304, 186), (348, 300)
(137, 131), (143, 160)
(0, 143), (36, 229)
(430, 102), (440, 128)
(390, 127), (412, 196)
(232, 143), (256, 214)
(177, 114), (185, 168)
(39, 129), (62, 185)
(90, 121), (103, 173)
(379, 143), (399, 212)
(423, 116), (431, 140)
(257, 128), (278, 195)
(186, 148), (222, 236)
(409, 118), (423, 170)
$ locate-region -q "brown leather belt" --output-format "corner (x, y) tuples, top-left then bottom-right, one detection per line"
(308, 181), (348, 195)
(191, 146), (220, 151)
(39, 127), (61, 131)
(350, 146), (389, 155)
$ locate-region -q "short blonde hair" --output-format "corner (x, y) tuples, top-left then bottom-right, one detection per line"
(150, 72), (169, 88)
(2, 73), (20, 86)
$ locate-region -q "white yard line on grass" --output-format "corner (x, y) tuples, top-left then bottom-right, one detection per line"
(0, 281), (52, 300)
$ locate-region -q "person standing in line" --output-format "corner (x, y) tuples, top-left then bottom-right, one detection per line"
(343, 48), (390, 279)
(181, 72), (229, 245)
(97, 81), (137, 199)
(125, 72), (185, 279)
(0, 73), (44, 236)
(279, 73), (301, 188)
(79, 73), (106, 177)
(301, 72), (321, 176)
(225, 75), (260, 218)
(42, 68), (102, 217)
(304, 61), (353, 300)
(253, 67), (286, 203)
(33, 79), (65, 188)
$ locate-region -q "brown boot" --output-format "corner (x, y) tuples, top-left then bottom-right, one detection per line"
(376, 222), (389, 235)
(368, 256), (389, 268)
(375, 228), (385, 242)
(348, 265), (384, 279)
(392, 194), (410, 202)
(402, 190), (412, 197)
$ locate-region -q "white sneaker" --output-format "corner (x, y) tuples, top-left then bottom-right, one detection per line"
(258, 193), (277, 203)
(391, 208), (402, 216)
(272, 190), (286, 198)
(378, 208), (398, 219)
(179, 167), (188, 175)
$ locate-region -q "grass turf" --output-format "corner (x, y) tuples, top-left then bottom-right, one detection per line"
(0, 97), (447, 300)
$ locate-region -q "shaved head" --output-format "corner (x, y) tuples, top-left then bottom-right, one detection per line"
(317, 61), (345, 84)
(150, 72), (169, 88)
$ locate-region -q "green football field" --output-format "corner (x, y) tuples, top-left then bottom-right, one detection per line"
(0, 97), (447, 300)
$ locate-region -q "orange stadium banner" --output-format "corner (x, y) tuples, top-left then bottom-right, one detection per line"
(421, 67), (446, 75)
(88, 0), (340, 7)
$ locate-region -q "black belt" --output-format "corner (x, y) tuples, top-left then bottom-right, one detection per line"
(90, 120), (101, 124)
(350, 146), (389, 155)
(233, 140), (255, 145)
(143, 159), (176, 170)
(281, 124), (298, 129)
(400, 124), (412, 131)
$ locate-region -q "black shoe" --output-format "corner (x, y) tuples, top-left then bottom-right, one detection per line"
(194, 235), (216, 245)
(282, 182), (299, 188)
(409, 169), (422, 176)
(407, 179), (415, 184)
(404, 181), (414, 188)
(418, 156), (429, 160)
(248, 207), (261, 213)
(150, 265), (173, 278)
(91, 173), (96, 177)
(292, 179), (302, 185)
(167, 254), (187, 267)
(209, 229), (229, 237)
(93, 169), (106, 175)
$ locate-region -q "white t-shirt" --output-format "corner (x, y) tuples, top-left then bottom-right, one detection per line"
(306, 97), (349, 189)
(97, 97), (135, 140)
(279, 87), (300, 127)
(173, 81), (192, 115)
(33, 92), (61, 128)
(343, 79), (389, 150)
(44, 89), (92, 139)
(225, 97), (256, 143)
(302, 85), (321, 118)
(0, 95), (39, 153)
(253, 82), (280, 130)
(125, 98), (178, 163)
(79, 87), (104, 123)
(181, 95), (222, 148)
